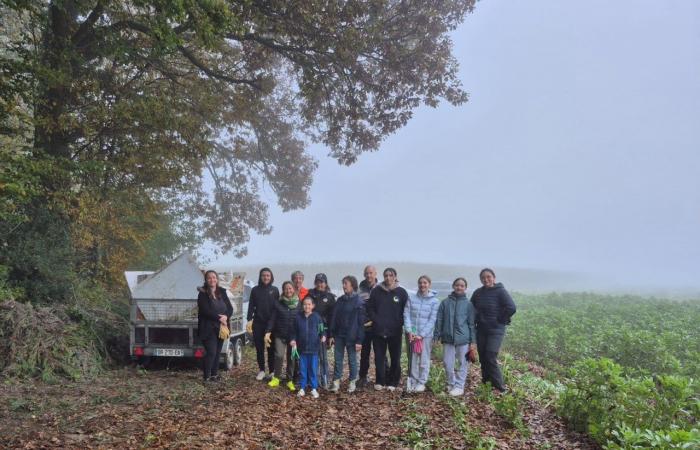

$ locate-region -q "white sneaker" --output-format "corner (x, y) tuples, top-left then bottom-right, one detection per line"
(297, 389), (306, 397)
(256, 371), (265, 381)
(415, 384), (426, 393)
(449, 388), (464, 397)
(348, 379), (357, 393)
(387, 386), (396, 392)
(331, 379), (340, 393)
(311, 389), (319, 398)
(374, 384), (384, 391)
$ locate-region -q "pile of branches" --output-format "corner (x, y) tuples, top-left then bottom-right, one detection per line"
(0, 299), (126, 381)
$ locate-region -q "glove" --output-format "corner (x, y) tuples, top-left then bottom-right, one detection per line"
(291, 347), (300, 360)
(364, 321), (373, 328)
(246, 320), (253, 334)
(467, 346), (477, 363)
(264, 332), (272, 348)
(219, 324), (230, 340)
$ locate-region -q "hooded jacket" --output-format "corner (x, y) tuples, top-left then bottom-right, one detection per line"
(366, 283), (408, 337)
(290, 310), (325, 354)
(267, 295), (299, 340)
(358, 279), (378, 302)
(306, 288), (337, 325)
(247, 268), (280, 323)
(197, 287), (233, 341)
(404, 289), (440, 338)
(470, 283), (516, 330)
(433, 292), (476, 346)
(329, 292), (365, 344)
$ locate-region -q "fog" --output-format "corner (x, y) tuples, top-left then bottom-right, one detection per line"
(214, 0), (700, 294)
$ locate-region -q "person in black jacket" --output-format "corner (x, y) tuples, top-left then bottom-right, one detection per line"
(306, 273), (336, 389)
(197, 270), (233, 382)
(247, 268), (280, 381)
(358, 265), (380, 388)
(266, 281), (300, 391)
(366, 267), (408, 391)
(470, 268), (517, 392)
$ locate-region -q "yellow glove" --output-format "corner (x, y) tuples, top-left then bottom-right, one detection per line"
(264, 332), (272, 348)
(219, 324), (230, 340)
(246, 320), (253, 334)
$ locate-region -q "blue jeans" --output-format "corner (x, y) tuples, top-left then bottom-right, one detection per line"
(333, 337), (358, 381)
(299, 353), (319, 390)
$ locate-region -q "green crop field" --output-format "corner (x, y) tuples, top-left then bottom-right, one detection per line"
(502, 293), (700, 448)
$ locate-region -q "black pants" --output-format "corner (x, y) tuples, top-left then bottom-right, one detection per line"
(373, 334), (402, 387)
(253, 320), (274, 373)
(476, 327), (506, 391)
(202, 333), (224, 380)
(359, 328), (374, 379)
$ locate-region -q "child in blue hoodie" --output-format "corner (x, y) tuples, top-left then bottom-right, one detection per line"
(290, 296), (326, 398)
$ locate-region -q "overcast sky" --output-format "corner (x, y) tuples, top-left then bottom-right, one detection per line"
(215, 0), (700, 290)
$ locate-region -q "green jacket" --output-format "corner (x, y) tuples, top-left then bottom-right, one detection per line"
(433, 293), (476, 346)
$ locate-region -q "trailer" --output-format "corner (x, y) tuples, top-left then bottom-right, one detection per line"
(125, 253), (245, 369)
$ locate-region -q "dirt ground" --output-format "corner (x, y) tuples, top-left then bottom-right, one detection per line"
(0, 347), (598, 449)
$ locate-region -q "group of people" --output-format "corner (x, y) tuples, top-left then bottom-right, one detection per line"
(197, 265), (516, 399)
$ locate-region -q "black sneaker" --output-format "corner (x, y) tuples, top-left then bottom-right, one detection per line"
(357, 378), (368, 389)
(211, 374), (222, 382)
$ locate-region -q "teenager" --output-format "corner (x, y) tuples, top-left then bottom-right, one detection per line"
(328, 276), (364, 393)
(470, 268), (516, 393)
(434, 277), (476, 396)
(246, 268), (279, 380)
(365, 267), (408, 391)
(404, 275), (440, 393)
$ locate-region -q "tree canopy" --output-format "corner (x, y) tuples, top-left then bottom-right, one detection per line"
(1, 0), (473, 300)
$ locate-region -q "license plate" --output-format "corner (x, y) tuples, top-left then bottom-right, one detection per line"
(154, 348), (184, 357)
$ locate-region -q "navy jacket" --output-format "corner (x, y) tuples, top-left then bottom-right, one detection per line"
(366, 283), (409, 337)
(290, 311), (325, 354)
(329, 293), (365, 344)
(470, 283), (516, 330)
(197, 287), (233, 341)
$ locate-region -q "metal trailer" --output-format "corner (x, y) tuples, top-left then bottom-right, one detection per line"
(125, 253), (245, 369)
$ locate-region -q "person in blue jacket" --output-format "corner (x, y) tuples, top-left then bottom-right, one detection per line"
(470, 268), (516, 393)
(290, 296), (326, 398)
(434, 277), (476, 397)
(404, 275), (440, 393)
(329, 275), (365, 393)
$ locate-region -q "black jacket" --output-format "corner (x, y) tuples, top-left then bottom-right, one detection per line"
(247, 284), (280, 323)
(470, 283), (516, 330)
(306, 288), (336, 326)
(329, 293), (365, 344)
(366, 283), (408, 337)
(267, 298), (299, 340)
(197, 287), (233, 341)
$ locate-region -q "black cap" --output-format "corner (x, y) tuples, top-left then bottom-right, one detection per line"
(314, 273), (328, 284)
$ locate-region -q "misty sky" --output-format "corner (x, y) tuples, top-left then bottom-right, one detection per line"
(215, 0), (700, 289)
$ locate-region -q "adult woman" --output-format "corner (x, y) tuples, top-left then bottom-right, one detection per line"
(329, 276), (364, 393)
(434, 277), (476, 396)
(197, 270), (233, 382)
(267, 281), (300, 391)
(366, 267), (408, 391)
(404, 275), (440, 393)
(246, 268), (279, 381)
(470, 268), (516, 392)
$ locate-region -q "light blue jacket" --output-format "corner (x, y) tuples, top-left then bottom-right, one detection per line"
(403, 289), (440, 338)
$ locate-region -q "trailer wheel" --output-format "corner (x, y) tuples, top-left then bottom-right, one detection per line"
(232, 336), (243, 366)
(224, 341), (235, 370)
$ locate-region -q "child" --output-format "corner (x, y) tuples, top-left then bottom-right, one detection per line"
(290, 296), (326, 398)
(328, 276), (365, 393)
(433, 277), (476, 397)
